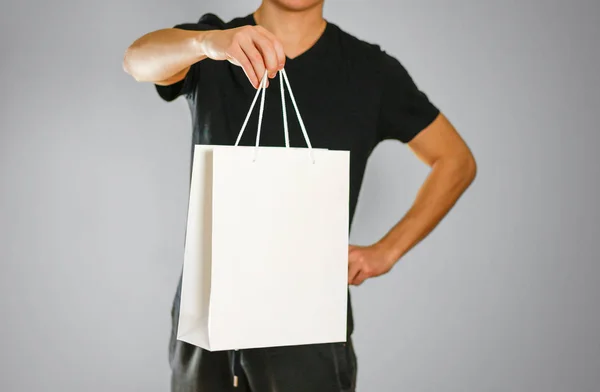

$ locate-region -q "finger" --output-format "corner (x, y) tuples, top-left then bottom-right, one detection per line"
(250, 30), (279, 78)
(239, 37), (267, 88)
(348, 261), (361, 285)
(254, 26), (286, 71)
(353, 271), (368, 286)
(273, 40), (286, 70)
(228, 46), (258, 88)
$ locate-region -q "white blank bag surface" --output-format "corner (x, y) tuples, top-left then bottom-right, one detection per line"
(177, 69), (350, 351)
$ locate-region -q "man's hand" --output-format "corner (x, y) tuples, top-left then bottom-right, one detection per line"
(348, 244), (396, 286)
(200, 26), (286, 88)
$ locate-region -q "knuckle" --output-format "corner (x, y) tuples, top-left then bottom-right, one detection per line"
(235, 28), (251, 40)
(231, 36), (243, 46)
(226, 45), (237, 56)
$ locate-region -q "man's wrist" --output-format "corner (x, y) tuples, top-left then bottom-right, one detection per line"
(374, 237), (402, 267)
(193, 30), (213, 59)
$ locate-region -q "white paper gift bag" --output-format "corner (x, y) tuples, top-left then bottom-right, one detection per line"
(177, 69), (350, 351)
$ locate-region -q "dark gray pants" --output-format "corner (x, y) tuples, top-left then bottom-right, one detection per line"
(169, 278), (357, 392)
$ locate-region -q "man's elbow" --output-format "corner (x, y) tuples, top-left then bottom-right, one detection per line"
(122, 46), (144, 82)
(122, 48), (135, 78)
(459, 150), (477, 186)
(440, 148), (477, 188)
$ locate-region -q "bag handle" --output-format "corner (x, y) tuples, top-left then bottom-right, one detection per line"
(234, 69), (315, 163)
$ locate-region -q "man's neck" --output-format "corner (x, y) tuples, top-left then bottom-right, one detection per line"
(254, 2), (326, 59)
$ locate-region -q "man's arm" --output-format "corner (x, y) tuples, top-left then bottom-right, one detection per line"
(380, 113), (476, 259)
(154, 67), (192, 86)
(123, 28), (209, 84)
(122, 24), (286, 89)
(348, 113), (476, 285)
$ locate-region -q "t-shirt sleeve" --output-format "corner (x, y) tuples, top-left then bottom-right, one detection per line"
(154, 13), (225, 102)
(375, 50), (440, 143)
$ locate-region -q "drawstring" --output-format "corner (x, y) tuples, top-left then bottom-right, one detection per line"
(232, 349), (242, 387)
(234, 69), (315, 164)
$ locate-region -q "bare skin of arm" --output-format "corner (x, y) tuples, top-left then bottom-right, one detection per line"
(348, 113), (477, 285)
(123, 26), (286, 88)
(123, 28), (208, 84)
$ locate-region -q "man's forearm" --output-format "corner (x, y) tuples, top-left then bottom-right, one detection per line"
(377, 155), (477, 264)
(123, 28), (210, 82)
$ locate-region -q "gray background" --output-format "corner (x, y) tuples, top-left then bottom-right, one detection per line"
(1, 0), (599, 391)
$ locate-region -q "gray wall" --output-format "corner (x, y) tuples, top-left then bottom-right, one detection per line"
(1, 0), (599, 391)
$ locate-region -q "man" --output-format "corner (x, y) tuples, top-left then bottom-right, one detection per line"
(123, 0), (476, 391)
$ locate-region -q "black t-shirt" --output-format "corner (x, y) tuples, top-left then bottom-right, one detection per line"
(157, 13), (440, 335)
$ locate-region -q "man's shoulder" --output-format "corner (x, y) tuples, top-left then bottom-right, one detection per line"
(189, 12), (253, 29)
(224, 14), (254, 28)
(330, 22), (384, 57)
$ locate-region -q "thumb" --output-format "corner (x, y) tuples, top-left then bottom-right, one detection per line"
(348, 247), (361, 263)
